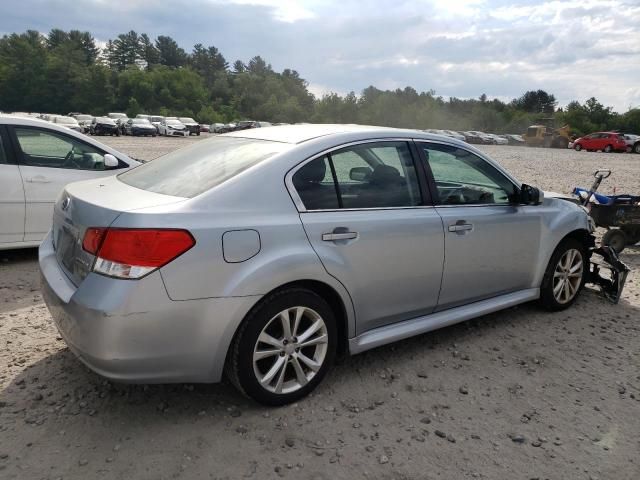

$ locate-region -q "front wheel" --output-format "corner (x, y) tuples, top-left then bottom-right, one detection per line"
(634, 143), (640, 154)
(227, 288), (337, 406)
(604, 144), (613, 153)
(539, 239), (587, 311)
(574, 144), (582, 151)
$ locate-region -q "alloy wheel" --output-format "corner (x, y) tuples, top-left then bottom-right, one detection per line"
(552, 249), (584, 304)
(253, 306), (328, 394)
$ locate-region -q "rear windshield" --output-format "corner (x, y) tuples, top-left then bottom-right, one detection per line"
(118, 136), (291, 198)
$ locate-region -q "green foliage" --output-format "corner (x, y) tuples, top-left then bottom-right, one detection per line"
(0, 28), (638, 135)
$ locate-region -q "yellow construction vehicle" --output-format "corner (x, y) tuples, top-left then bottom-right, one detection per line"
(523, 118), (570, 148)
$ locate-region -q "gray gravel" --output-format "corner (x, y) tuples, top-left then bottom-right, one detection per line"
(1, 136), (639, 479)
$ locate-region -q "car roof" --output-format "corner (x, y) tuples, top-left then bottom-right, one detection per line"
(223, 123), (474, 145)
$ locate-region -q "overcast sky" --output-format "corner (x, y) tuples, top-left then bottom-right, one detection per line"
(2, 0), (639, 112)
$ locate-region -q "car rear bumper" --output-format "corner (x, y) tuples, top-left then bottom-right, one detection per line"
(39, 231), (261, 384)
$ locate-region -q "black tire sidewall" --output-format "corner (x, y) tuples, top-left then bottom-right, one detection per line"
(233, 289), (337, 406)
(540, 238), (587, 311)
(602, 229), (627, 253)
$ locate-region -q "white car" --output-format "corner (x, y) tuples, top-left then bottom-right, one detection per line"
(622, 134), (640, 154)
(485, 133), (509, 145)
(0, 115), (140, 250)
(158, 119), (189, 137)
(51, 115), (83, 133)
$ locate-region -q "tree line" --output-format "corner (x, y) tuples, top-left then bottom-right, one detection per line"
(0, 29), (638, 135)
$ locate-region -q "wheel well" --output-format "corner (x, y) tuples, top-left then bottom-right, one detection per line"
(562, 229), (594, 251)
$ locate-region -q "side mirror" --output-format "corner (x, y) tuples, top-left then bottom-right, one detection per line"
(104, 154), (119, 168)
(519, 184), (544, 205)
(349, 166), (372, 182)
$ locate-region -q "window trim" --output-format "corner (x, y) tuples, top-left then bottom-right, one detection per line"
(414, 140), (522, 208)
(7, 125), (124, 171)
(285, 138), (434, 212)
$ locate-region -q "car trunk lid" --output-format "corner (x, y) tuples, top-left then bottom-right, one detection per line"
(52, 176), (187, 286)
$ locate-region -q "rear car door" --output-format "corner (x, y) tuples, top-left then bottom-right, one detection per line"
(0, 126), (25, 244)
(288, 140), (444, 335)
(9, 126), (128, 242)
(417, 142), (542, 311)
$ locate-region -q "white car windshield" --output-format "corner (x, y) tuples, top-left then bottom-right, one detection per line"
(166, 120), (182, 126)
(179, 118), (196, 123)
(57, 117), (79, 125)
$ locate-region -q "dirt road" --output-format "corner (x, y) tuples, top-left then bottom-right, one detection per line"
(1, 138), (639, 479)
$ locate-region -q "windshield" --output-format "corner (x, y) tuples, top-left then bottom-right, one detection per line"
(96, 117), (115, 124)
(118, 137), (291, 198)
(151, 116), (163, 122)
(179, 117), (196, 123)
(132, 119), (151, 125)
(166, 120), (182, 126)
(75, 115), (92, 121)
(109, 113), (127, 119)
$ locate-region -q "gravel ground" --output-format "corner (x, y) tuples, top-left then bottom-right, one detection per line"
(1, 136), (639, 480)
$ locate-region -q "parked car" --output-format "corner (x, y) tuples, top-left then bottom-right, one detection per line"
(158, 119), (189, 137)
(50, 115), (83, 133)
(233, 120), (271, 131)
(90, 117), (119, 136)
(622, 134), (640, 154)
(210, 123), (226, 133)
(504, 134), (525, 146)
(178, 117), (201, 136)
(199, 124), (210, 133)
(0, 115), (139, 250)
(218, 123), (236, 133)
(441, 130), (467, 142)
(39, 124), (602, 406)
(107, 112), (129, 134)
(460, 131), (485, 144)
(485, 133), (508, 145)
(71, 114), (94, 133)
(150, 115), (164, 132)
(467, 131), (497, 144)
(124, 118), (157, 137)
(573, 132), (627, 152)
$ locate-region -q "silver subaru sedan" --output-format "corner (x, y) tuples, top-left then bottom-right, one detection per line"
(40, 124), (598, 405)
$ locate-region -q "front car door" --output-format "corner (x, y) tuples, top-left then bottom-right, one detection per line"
(9, 126), (128, 242)
(416, 142), (541, 311)
(0, 126), (25, 245)
(288, 140), (445, 335)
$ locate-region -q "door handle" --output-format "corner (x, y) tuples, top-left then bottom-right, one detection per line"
(322, 231), (358, 241)
(448, 222), (473, 233)
(25, 176), (52, 184)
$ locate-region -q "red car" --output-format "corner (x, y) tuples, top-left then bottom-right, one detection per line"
(573, 132), (627, 152)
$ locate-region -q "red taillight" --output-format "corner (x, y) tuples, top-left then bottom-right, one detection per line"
(82, 227), (107, 255)
(82, 228), (195, 279)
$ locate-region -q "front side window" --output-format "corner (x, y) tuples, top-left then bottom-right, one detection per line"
(14, 128), (111, 170)
(420, 143), (517, 205)
(293, 142), (422, 210)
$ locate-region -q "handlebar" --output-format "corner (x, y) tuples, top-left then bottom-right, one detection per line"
(594, 169), (611, 179)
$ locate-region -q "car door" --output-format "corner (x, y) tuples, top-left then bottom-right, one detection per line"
(0, 126), (25, 244)
(9, 125), (128, 242)
(417, 142), (542, 311)
(289, 140), (445, 335)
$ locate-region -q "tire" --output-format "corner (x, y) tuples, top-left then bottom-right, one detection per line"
(634, 143), (640, 154)
(574, 144), (582, 151)
(539, 238), (587, 311)
(226, 288), (337, 406)
(621, 226), (640, 246)
(604, 144), (613, 153)
(602, 229), (627, 253)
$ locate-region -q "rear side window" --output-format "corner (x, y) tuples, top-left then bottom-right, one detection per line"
(293, 142), (422, 210)
(119, 136), (290, 198)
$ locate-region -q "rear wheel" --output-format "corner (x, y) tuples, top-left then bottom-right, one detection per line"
(227, 288), (336, 406)
(604, 144), (613, 153)
(539, 238), (587, 311)
(602, 229), (627, 253)
(634, 143), (640, 154)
